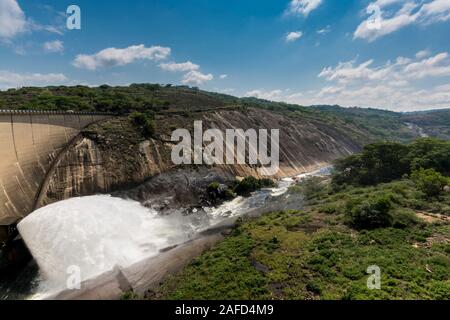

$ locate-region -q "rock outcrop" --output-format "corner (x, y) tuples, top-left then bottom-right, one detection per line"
(37, 108), (361, 209)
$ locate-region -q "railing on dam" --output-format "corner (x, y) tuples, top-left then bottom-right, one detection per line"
(0, 109), (116, 116)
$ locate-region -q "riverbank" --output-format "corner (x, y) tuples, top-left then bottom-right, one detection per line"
(144, 146), (450, 300)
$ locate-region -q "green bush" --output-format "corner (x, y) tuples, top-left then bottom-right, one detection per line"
(233, 177), (276, 196)
(301, 177), (327, 199)
(207, 182), (235, 202)
(346, 194), (394, 230)
(130, 111), (156, 138)
(411, 168), (449, 199)
(392, 208), (420, 229)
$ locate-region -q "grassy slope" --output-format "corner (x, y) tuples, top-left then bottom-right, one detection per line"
(147, 179), (449, 300)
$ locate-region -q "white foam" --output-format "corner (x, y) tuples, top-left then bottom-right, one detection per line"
(18, 195), (193, 293)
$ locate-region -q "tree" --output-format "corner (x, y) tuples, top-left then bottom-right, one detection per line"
(347, 195), (394, 230)
(130, 111), (156, 138)
(411, 168), (449, 199)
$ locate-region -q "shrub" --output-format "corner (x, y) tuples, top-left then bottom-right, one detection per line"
(130, 111), (156, 138)
(207, 182), (235, 202)
(346, 194), (394, 230)
(233, 177), (275, 196)
(411, 168), (449, 199)
(392, 208), (420, 229)
(301, 177), (327, 199)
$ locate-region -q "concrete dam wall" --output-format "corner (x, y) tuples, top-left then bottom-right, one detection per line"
(0, 111), (111, 225)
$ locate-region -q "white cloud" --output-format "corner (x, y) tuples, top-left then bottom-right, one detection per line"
(246, 51), (450, 111)
(219, 74), (228, 79)
(354, 0), (450, 41)
(310, 51), (450, 110)
(0, 0), (27, 40)
(416, 49), (431, 59)
(317, 25), (331, 34)
(182, 70), (214, 85)
(286, 31), (303, 42)
(72, 45), (171, 70)
(287, 0), (323, 17)
(159, 61), (199, 72)
(419, 0), (450, 22)
(0, 70), (67, 89)
(43, 40), (63, 53)
(403, 52), (450, 79)
(319, 52), (450, 84)
(245, 89), (284, 100)
(159, 60), (214, 86)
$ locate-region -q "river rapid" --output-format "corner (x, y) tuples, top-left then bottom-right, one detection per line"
(1, 166), (331, 300)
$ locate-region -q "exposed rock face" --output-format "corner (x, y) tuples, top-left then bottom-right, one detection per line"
(39, 137), (171, 208)
(37, 109), (361, 209)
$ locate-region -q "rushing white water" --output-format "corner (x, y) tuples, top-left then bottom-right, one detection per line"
(18, 195), (197, 296)
(17, 166), (332, 298)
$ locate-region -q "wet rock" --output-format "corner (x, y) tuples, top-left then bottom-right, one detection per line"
(113, 167), (235, 214)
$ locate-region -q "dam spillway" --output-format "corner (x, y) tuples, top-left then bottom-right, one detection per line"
(0, 110), (112, 225)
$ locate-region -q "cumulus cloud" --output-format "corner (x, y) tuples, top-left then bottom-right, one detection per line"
(0, 0), (27, 40)
(319, 51), (450, 84)
(0, 70), (67, 89)
(219, 74), (228, 79)
(354, 0), (450, 41)
(286, 31), (303, 42)
(0, 1), (64, 44)
(182, 70), (214, 85)
(287, 0), (323, 17)
(244, 51), (450, 111)
(159, 61), (199, 72)
(245, 89), (284, 100)
(312, 51), (450, 110)
(43, 40), (63, 53)
(72, 45), (171, 70)
(159, 60), (214, 85)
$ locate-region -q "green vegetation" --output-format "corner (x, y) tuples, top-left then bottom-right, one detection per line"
(146, 139), (449, 300)
(232, 177), (276, 196)
(130, 111), (156, 138)
(206, 182), (235, 202)
(346, 194), (395, 230)
(411, 168), (449, 199)
(206, 177), (276, 203)
(313, 105), (417, 142)
(0, 84), (235, 114)
(332, 138), (450, 186)
(403, 110), (450, 140)
(148, 206), (449, 299)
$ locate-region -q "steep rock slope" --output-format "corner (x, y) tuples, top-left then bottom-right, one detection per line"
(37, 108), (362, 208)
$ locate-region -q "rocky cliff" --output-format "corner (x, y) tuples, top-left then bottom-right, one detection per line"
(37, 108), (362, 208)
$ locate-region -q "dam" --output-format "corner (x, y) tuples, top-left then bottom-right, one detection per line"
(0, 110), (112, 226)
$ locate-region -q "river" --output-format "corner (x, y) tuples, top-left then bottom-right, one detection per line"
(1, 166), (331, 300)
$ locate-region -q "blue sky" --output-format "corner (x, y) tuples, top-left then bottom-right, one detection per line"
(1, 0), (450, 111)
